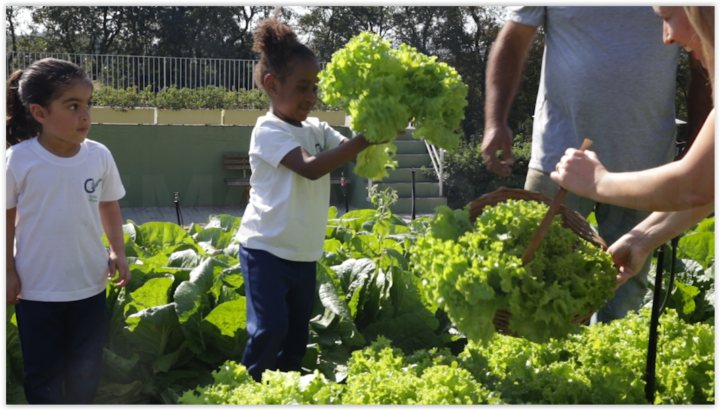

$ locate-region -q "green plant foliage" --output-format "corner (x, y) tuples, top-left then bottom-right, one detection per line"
(427, 136), (531, 210)
(5, 307), (26, 405)
(92, 84), (156, 111)
(644, 217), (715, 325)
(459, 309), (714, 404)
(341, 337), (500, 404)
(5, 205), (714, 405)
(92, 85), (339, 112)
(428, 205), (472, 242)
(411, 200), (616, 344)
(179, 361), (344, 405)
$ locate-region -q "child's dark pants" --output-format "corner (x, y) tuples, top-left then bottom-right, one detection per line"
(239, 245), (317, 382)
(15, 290), (106, 404)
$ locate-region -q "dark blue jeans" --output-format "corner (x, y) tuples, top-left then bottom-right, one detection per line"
(15, 290), (106, 404)
(239, 246), (316, 382)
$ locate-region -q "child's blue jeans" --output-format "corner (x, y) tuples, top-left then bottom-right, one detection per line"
(239, 245), (316, 382)
(14, 290), (106, 404)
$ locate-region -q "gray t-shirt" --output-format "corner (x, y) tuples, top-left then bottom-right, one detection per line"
(507, 6), (680, 173)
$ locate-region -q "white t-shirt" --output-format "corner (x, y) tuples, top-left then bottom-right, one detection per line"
(6, 138), (126, 302)
(236, 112), (348, 261)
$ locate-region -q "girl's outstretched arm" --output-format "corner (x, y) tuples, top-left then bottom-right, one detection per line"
(99, 201), (131, 288)
(6, 208), (20, 305)
(280, 134), (378, 180)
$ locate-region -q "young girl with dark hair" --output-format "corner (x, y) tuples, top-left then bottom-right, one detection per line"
(235, 10), (397, 382)
(6, 58), (130, 404)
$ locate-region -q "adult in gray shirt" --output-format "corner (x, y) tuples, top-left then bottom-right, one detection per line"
(481, 6), (711, 323)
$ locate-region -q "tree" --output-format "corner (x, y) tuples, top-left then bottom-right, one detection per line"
(298, 7), (396, 62)
(13, 6), (290, 58)
(30, 7), (125, 54)
(114, 7), (159, 56)
(150, 6), (292, 59)
(6, 6), (20, 53)
(389, 7), (524, 144)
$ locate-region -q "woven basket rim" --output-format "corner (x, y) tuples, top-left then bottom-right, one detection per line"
(468, 187), (607, 249)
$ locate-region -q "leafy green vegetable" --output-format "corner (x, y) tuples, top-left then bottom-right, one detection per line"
(319, 32), (468, 180)
(412, 200), (617, 344)
(645, 217), (715, 325)
(7, 207), (714, 405)
(428, 205), (472, 242)
(458, 308), (713, 404)
(330, 337), (500, 404)
(179, 361), (344, 405)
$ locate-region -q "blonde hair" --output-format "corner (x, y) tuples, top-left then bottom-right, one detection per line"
(684, 6), (714, 97)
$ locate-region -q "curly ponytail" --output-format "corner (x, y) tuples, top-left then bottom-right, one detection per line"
(253, 7), (317, 92)
(6, 58), (91, 146)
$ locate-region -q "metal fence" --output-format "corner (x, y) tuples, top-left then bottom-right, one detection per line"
(6, 51), (265, 92)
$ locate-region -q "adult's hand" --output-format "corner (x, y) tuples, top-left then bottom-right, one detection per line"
(481, 123), (515, 176)
(482, 21), (537, 177)
(7, 269), (21, 305)
(550, 148), (608, 201)
(607, 232), (653, 291)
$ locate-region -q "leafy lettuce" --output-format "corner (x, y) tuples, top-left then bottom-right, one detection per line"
(319, 32), (468, 180)
(411, 200), (617, 344)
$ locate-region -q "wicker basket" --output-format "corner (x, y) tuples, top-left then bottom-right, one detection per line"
(467, 187), (607, 337)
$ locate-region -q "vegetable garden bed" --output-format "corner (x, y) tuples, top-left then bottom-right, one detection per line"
(5, 190), (714, 404)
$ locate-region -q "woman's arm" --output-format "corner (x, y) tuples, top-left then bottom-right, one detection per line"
(609, 201), (714, 289)
(6, 208), (20, 305)
(552, 109), (714, 212)
(99, 200), (131, 288)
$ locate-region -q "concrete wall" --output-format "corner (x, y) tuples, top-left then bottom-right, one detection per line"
(90, 124), (358, 207)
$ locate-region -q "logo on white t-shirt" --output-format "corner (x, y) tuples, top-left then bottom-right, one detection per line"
(85, 178), (102, 202)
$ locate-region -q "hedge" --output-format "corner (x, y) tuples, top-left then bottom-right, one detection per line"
(92, 84), (342, 112)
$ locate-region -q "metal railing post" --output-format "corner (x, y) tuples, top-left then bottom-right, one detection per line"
(411, 164), (416, 220)
(439, 148), (445, 197)
(424, 140), (445, 197)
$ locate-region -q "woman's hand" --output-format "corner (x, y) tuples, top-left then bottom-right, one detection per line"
(550, 149), (608, 201)
(607, 232), (654, 291)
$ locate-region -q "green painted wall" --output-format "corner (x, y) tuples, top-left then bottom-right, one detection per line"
(90, 124), (358, 207)
(346, 162), (374, 210)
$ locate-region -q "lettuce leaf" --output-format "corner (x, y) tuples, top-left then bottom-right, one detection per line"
(319, 32), (468, 180)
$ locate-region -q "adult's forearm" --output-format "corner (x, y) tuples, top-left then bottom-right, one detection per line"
(629, 203), (714, 252)
(597, 163), (712, 212)
(6, 208), (16, 271)
(596, 110), (715, 212)
(99, 201), (126, 254)
(484, 22), (537, 126)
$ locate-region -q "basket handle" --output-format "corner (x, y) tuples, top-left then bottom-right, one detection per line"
(521, 139), (593, 266)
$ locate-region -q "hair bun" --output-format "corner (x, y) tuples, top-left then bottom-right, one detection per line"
(252, 10), (299, 61)
(252, 8), (317, 92)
